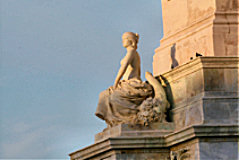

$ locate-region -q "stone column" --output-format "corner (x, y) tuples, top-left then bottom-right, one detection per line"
(153, 0), (239, 75)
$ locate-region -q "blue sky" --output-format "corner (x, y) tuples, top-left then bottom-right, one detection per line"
(0, 0), (163, 159)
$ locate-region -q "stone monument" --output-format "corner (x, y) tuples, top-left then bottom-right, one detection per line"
(69, 0), (238, 159)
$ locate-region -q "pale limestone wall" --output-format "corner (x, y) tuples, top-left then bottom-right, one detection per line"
(153, 26), (214, 75)
(153, 0), (238, 75)
(161, 0), (215, 38)
(213, 13), (238, 56)
(213, 0), (239, 57)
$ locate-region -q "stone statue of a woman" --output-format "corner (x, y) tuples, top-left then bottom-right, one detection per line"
(95, 32), (169, 127)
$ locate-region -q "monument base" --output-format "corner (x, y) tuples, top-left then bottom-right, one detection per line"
(69, 57), (238, 160)
(69, 124), (238, 160)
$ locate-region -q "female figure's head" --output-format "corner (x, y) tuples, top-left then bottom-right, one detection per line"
(122, 32), (139, 49)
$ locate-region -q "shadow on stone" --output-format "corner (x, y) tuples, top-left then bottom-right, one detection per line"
(170, 43), (179, 69)
(156, 75), (174, 122)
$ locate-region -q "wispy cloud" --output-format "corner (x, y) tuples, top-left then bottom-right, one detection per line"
(0, 115), (68, 159)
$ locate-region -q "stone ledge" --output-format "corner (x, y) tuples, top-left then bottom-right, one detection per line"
(165, 124), (238, 147)
(94, 123), (174, 143)
(168, 92), (238, 113)
(159, 56), (238, 82)
(69, 125), (238, 160)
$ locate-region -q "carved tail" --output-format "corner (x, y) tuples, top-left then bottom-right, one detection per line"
(145, 71), (170, 110)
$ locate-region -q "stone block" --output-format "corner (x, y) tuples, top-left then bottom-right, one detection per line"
(224, 68), (239, 91)
(203, 69), (225, 91)
(215, 0), (239, 11)
(203, 98), (238, 124)
(172, 108), (187, 130)
(185, 101), (204, 127)
(186, 69), (204, 99)
(115, 149), (170, 160)
(160, 57), (238, 129)
(203, 67), (238, 92)
(172, 100), (204, 130)
(169, 77), (187, 106)
(199, 141), (238, 160)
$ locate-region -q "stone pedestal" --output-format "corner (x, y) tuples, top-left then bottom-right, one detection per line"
(153, 0), (239, 75)
(95, 122), (174, 143)
(70, 123), (174, 160)
(69, 57), (238, 160)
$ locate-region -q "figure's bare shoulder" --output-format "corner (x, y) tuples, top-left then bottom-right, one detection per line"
(121, 50), (135, 65)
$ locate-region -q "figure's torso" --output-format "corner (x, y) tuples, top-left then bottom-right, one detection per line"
(122, 51), (141, 80)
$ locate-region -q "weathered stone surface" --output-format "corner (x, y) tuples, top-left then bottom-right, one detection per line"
(159, 57), (238, 130)
(160, 0), (215, 38)
(171, 100), (204, 130)
(69, 125), (238, 160)
(203, 98), (238, 124)
(203, 69), (225, 91)
(115, 149), (170, 160)
(199, 141), (238, 160)
(153, 0), (239, 75)
(170, 139), (200, 160)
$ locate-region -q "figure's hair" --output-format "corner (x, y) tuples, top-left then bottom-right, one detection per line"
(122, 32), (139, 44)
